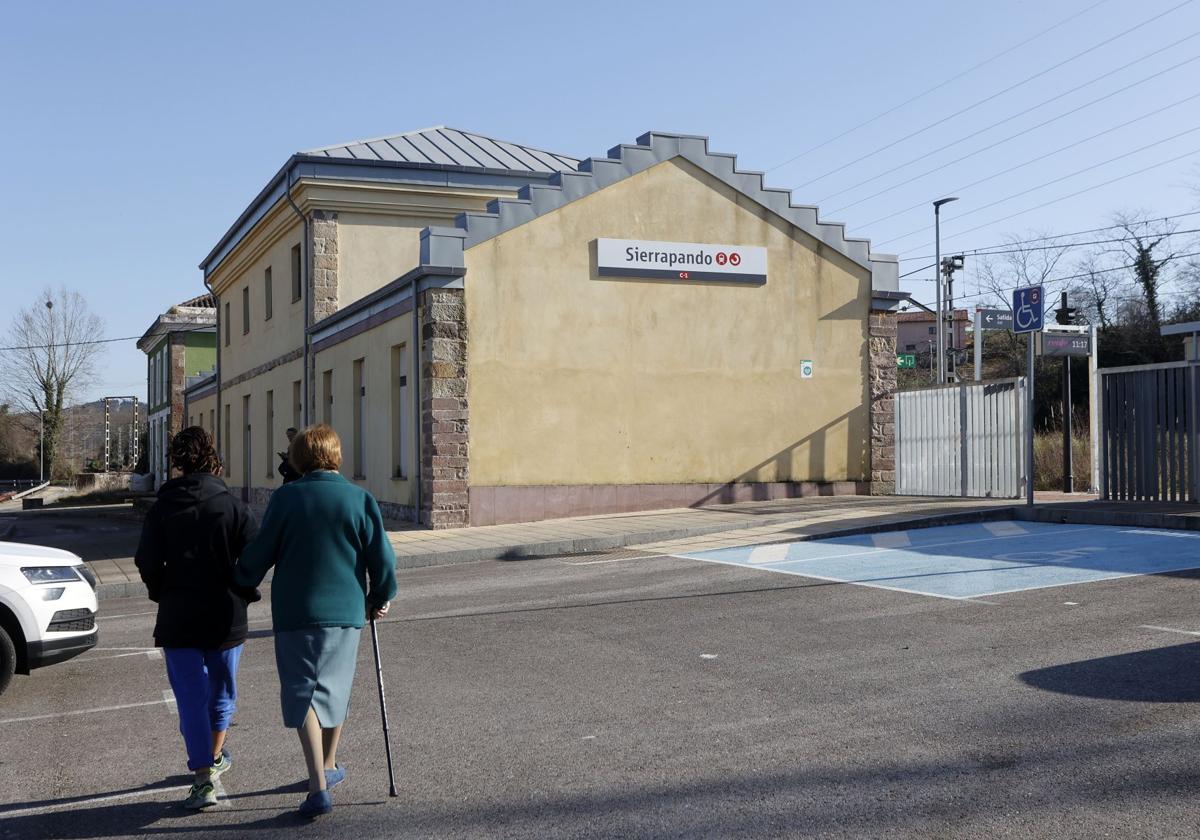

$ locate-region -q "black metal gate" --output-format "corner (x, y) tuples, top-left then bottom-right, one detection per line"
(1099, 361), (1198, 502)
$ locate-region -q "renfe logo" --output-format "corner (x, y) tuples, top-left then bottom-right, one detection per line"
(596, 239), (767, 285)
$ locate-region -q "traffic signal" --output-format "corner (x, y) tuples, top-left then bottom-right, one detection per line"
(1056, 291), (1078, 325)
(1056, 303), (1079, 325)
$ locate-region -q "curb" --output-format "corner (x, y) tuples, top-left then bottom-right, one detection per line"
(386, 505), (1022, 571)
(95, 502), (1200, 601)
(97, 580), (149, 601)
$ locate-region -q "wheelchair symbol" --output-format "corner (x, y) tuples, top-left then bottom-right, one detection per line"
(1012, 286), (1043, 333)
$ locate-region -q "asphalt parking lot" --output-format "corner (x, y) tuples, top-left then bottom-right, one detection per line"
(4, 524), (1200, 839)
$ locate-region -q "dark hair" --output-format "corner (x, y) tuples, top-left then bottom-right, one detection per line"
(289, 424), (342, 474)
(169, 426), (222, 475)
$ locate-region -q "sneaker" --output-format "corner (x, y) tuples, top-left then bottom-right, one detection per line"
(211, 749), (232, 780)
(183, 780), (218, 810)
(324, 765), (345, 790)
(298, 790), (332, 818)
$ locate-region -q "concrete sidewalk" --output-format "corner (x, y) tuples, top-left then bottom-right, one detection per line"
(96, 490), (1200, 600)
(386, 495), (1021, 568)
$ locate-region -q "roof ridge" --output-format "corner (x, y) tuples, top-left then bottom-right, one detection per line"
(299, 125), (448, 154)
(442, 126), (580, 163)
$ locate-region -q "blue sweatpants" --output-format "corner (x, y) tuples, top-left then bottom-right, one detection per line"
(163, 645), (244, 771)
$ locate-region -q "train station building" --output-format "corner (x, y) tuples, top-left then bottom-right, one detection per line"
(190, 127), (904, 527)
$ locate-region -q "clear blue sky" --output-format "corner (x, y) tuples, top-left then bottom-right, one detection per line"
(1, 0), (1197, 403)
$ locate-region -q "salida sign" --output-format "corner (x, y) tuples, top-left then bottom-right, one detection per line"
(596, 239), (768, 284)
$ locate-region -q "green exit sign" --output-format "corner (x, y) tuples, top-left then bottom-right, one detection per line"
(897, 354), (916, 369)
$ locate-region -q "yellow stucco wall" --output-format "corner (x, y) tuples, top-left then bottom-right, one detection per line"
(337, 213), (424, 309)
(219, 359), (305, 490)
(464, 158), (872, 487)
(313, 312), (417, 507)
(215, 227), (307, 382)
(185, 392), (217, 436)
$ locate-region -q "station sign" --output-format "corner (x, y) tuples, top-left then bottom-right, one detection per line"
(596, 239), (767, 284)
(977, 309), (1013, 331)
(1039, 332), (1092, 357)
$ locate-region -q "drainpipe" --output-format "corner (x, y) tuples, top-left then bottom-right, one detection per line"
(283, 168), (311, 426)
(203, 274), (219, 459)
(413, 287), (422, 524)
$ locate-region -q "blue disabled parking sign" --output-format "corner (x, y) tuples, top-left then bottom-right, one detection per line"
(1012, 285), (1044, 334)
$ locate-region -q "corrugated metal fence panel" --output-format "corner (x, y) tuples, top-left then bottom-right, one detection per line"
(895, 379), (1023, 499)
(1099, 362), (1196, 502)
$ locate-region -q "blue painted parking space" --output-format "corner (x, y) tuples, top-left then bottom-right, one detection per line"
(674, 522), (1200, 600)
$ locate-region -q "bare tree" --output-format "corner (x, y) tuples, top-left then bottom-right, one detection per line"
(1066, 253), (1127, 332)
(973, 231), (1075, 376)
(1, 288), (105, 479)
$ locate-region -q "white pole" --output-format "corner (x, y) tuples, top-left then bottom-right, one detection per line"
(39, 411), (44, 483)
(974, 309), (983, 381)
(1089, 324), (1100, 494)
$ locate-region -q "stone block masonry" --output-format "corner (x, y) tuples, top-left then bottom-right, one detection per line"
(419, 287), (469, 528)
(310, 210), (339, 323)
(868, 312), (897, 495)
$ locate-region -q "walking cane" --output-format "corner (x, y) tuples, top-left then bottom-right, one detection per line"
(370, 616), (399, 797)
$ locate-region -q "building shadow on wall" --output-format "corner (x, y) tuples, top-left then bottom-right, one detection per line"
(1020, 642), (1200, 702)
(692, 408), (867, 508)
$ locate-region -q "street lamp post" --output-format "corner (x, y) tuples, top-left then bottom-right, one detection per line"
(39, 410), (44, 483)
(933, 197), (959, 384)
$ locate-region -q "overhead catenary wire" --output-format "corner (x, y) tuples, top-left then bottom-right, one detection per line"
(765, 0), (1112, 172)
(919, 149), (1200, 250)
(829, 60), (1200, 218)
(906, 248), (1200, 309)
(877, 144), (1200, 249)
(897, 210), (1200, 262)
(0, 323), (215, 353)
(898, 225), (1200, 280)
(782, 0), (1195, 188)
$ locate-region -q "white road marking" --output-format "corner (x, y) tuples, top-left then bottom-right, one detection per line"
(677, 527), (1097, 568)
(97, 611), (158, 620)
(0, 698), (176, 725)
(747, 544), (791, 564)
(700, 653), (719, 659)
(0, 783), (190, 817)
(871, 532), (911, 548)
(163, 689), (177, 714)
(93, 646), (157, 652)
(1064, 601), (1079, 606)
(1140, 624), (1200, 637)
(1121, 529), (1200, 539)
(80, 650), (163, 662)
(983, 521), (1029, 537)
(561, 554), (665, 566)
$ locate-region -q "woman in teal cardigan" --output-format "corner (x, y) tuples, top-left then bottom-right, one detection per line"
(235, 424), (398, 819)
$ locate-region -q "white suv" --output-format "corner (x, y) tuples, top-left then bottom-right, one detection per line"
(0, 541), (98, 694)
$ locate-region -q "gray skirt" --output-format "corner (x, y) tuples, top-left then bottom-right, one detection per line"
(273, 626), (362, 728)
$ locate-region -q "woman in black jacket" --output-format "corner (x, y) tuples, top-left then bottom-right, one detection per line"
(134, 427), (258, 811)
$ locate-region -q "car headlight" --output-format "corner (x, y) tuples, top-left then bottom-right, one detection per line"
(21, 566), (81, 584)
(74, 564), (98, 590)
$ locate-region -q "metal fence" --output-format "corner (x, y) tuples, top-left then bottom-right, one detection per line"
(895, 378), (1026, 498)
(1098, 361), (1198, 502)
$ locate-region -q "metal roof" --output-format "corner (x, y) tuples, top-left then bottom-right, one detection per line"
(301, 126), (579, 175)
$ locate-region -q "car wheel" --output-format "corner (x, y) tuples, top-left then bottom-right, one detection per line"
(0, 624), (15, 695)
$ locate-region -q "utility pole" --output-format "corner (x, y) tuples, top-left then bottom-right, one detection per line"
(933, 197), (958, 384)
(942, 254), (965, 381)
